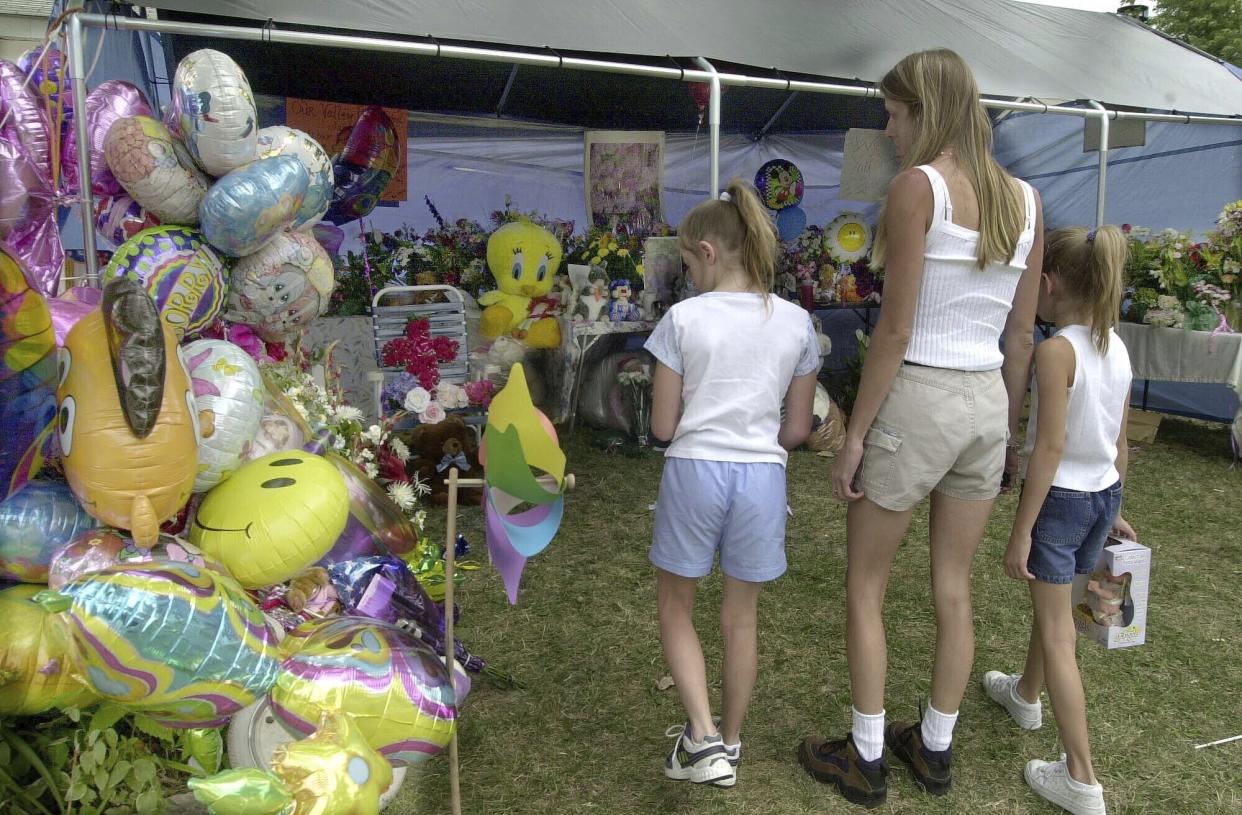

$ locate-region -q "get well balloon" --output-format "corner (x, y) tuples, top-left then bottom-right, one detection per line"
(200, 155), (309, 257)
(38, 560), (281, 727)
(271, 616), (457, 766)
(323, 106), (398, 226)
(226, 231), (334, 342)
(190, 451), (348, 588)
(256, 126), (333, 231)
(0, 480), (98, 583)
(58, 278), (199, 548)
(47, 528), (218, 590)
(168, 49), (258, 177)
(0, 583), (97, 715)
(104, 115), (210, 224)
(101, 226), (228, 340)
(183, 339), (264, 492)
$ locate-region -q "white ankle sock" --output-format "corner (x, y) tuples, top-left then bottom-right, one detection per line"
(920, 704), (958, 752)
(852, 707), (885, 762)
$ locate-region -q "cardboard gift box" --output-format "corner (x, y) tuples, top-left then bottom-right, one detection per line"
(1073, 537), (1151, 649)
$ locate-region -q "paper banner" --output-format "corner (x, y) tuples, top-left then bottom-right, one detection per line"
(484, 486), (564, 605)
(486, 363), (565, 487)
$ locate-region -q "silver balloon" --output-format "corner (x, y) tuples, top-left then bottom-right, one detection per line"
(183, 340), (265, 492)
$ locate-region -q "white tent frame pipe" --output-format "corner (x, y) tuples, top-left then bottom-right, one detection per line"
(67, 12), (1242, 285)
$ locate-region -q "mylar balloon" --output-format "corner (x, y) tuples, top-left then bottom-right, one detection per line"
(256, 126), (333, 231)
(94, 194), (161, 247)
(183, 339), (264, 492)
(0, 583), (97, 715)
(226, 231), (334, 342)
(190, 450), (348, 588)
(323, 106), (398, 225)
(754, 158), (805, 211)
(168, 49), (258, 177)
(271, 616), (457, 766)
(17, 44), (74, 191)
(47, 285), (102, 346)
(776, 205), (808, 242)
(200, 155), (308, 257)
(104, 115), (210, 224)
(0, 480), (97, 582)
(48, 527), (218, 590)
(100, 226), (227, 340)
(0, 247), (57, 499)
(75, 80), (154, 196)
(38, 559), (281, 727)
(58, 278), (199, 548)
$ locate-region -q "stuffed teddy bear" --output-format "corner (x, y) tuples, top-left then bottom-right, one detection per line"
(409, 415), (483, 506)
(479, 219), (563, 348)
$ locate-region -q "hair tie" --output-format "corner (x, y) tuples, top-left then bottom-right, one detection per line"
(719, 191), (732, 202)
(1086, 228), (1097, 243)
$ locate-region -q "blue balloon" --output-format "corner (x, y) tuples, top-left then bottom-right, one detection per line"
(0, 481), (98, 582)
(199, 156), (309, 257)
(776, 206), (808, 242)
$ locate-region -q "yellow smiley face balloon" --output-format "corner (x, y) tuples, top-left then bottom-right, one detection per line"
(190, 451), (348, 588)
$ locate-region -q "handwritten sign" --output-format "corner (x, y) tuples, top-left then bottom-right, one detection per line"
(285, 98), (408, 202)
(840, 129), (898, 203)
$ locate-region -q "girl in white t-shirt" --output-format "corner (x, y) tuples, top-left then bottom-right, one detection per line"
(644, 178), (821, 789)
(985, 226), (1134, 815)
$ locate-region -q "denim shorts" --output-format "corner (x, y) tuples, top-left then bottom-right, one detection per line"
(1027, 481), (1123, 584)
(651, 457), (788, 583)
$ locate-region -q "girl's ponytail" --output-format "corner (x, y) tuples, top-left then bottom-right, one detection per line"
(1045, 225), (1127, 354)
(724, 179), (779, 295)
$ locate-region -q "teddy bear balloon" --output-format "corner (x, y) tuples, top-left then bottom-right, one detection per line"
(479, 219), (563, 349)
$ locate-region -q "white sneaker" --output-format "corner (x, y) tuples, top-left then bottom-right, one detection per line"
(1024, 756), (1106, 815)
(664, 723), (736, 787)
(983, 671), (1043, 730)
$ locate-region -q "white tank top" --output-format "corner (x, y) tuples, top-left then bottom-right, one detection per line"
(1025, 324), (1133, 491)
(904, 165), (1037, 371)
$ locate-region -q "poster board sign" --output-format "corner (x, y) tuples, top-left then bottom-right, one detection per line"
(840, 128), (899, 202)
(286, 98), (408, 202)
(584, 130), (664, 233)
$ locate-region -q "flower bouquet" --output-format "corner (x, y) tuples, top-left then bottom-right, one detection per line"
(617, 360), (653, 445)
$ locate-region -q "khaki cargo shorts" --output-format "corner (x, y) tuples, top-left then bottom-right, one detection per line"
(858, 364), (1007, 512)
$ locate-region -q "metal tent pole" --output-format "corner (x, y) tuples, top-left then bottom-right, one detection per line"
(1088, 101), (1109, 227)
(68, 13), (98, 285)
(693, 57), (721, 197)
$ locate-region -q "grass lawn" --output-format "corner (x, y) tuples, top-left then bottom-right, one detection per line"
(395, 416), (1241, 814)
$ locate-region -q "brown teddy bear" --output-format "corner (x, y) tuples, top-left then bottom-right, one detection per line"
(408, 414), (483, 506)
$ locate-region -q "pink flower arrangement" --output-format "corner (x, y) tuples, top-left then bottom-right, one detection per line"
(464, 379), (495, 408)
(381, 318), (459, 390)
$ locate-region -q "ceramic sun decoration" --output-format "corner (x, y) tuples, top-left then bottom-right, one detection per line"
(575, 267), (610, 322)
(608, 279), (641, 322)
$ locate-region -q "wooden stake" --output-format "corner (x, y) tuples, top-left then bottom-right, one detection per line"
(444, 467), (462, 815)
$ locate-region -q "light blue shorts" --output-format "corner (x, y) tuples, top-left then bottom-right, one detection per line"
(650, 457), (788, 583)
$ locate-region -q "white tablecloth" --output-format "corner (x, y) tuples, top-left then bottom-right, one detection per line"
(1117, 322), (1241, 451)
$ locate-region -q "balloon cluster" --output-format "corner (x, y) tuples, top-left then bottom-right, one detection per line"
(753, 158), (808, 241)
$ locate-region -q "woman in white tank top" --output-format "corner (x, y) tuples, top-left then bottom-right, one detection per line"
(799, 49), (1045, 806)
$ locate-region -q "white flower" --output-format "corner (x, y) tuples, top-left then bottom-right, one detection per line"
(363, 425), (384, 445)
(293, 402), (309, 420)
(331, 436), (346, 451)
(413, 509), (427, 529)
(419, 402), (447, 424)
(287, 386), (302, 399)
(387, 481), (417, 511)
(336, 405), (363, 423)
(411, 475), (432, 497)
(364, 462), (379, 479)
(438, 382), (468, 409)
(359, 448), (374, 461)
(390, 437), (410, 461)
(404, 387), (432, 414)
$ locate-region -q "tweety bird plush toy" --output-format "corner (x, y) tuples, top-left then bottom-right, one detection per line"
(479, 219), (562, 348)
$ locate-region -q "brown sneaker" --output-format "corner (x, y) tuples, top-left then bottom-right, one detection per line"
(885, 720), (952, 796)
(798, 733), (888, 809)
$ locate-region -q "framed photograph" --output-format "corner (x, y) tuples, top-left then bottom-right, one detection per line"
(584, 130), (664, 233)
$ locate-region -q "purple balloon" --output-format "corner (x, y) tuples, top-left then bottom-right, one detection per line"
(0, 60), (52, 183)
(74, 80), (153, 197)
(18, 45), (76, 193)
(47, 286), (102, 346)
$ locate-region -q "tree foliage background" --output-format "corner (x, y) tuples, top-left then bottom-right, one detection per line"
(1149, 0), (1242, 64)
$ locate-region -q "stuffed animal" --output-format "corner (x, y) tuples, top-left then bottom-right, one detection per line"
(409, 415), (482, 506)
(608, 279), (641, 322)
(479, 219), (562, 348)
(575, 267), (610, 322)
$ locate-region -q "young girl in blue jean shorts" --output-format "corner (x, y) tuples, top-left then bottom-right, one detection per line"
(984, 226), (1135, 815)
(644, 178), (820, 789)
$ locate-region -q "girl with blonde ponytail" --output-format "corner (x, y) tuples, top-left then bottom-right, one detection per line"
(985, 225), (1133, 815)
(644, 179), (821, 789)
(801, 49), (1044, 807)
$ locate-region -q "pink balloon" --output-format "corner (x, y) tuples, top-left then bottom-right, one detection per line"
(47, 286), (102, 346)
(19, 45), (76, 193)
(0, 59), (52, 181)
(75, 80), (153, 197)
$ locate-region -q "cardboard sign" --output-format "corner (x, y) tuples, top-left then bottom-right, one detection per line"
(285, 98), (408, 202)
(840, 128), (899, 203)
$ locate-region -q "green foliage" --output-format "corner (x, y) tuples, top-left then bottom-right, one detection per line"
(1150, 0), (1242, 64)
(0, 705), (214, 815)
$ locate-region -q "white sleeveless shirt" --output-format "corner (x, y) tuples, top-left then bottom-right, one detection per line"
(1025, 325), (1133, 491)
(904, 165), (1037, 371)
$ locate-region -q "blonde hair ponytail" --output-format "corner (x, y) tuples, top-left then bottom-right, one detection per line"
(678, 179), (779, 295)
(1045, 225), (1127, 354)
(870, 49), (1025, 271)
